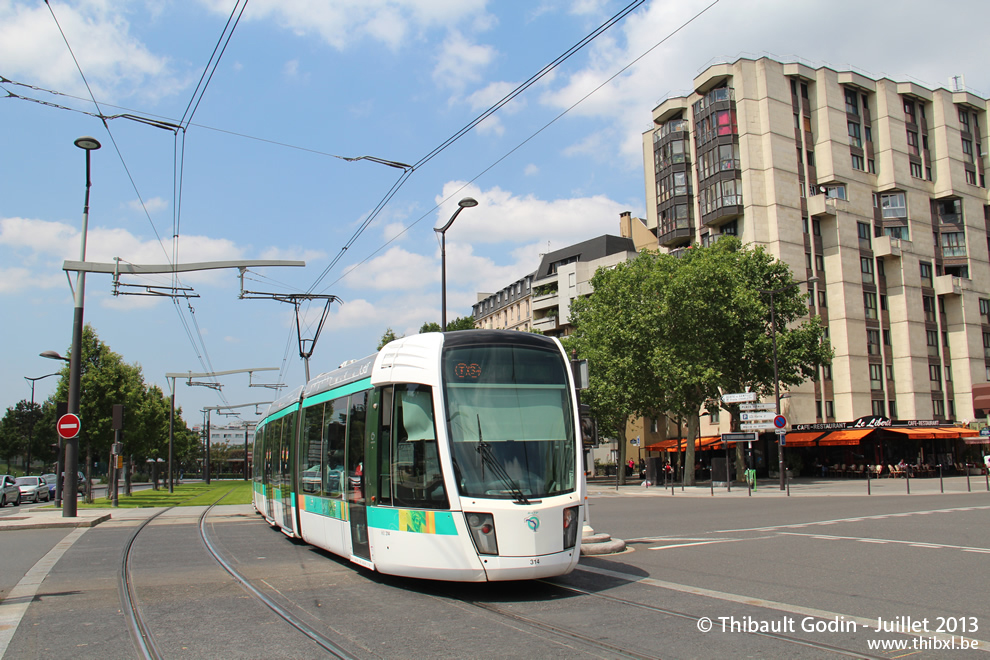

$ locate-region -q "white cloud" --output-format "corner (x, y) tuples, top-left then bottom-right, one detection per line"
(432, 31), (497, 91)
(524, 164), (540, 176)
(126, 197), (169, 215)
(0, 1), (183, 103)
(205, 0), (490, 51)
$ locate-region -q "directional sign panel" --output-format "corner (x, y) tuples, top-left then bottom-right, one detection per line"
(741, 422), (774, 431)
(741, 412), (775, 422)
(740, 402), (776, 411)
(722, 392), (757, 403)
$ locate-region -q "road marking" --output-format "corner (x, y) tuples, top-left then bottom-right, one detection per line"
(778, 531), (990, 554)
(648, 538), (746, 551)
(717, 504), (990, 534)
(0, 527), (88, 658)
(576, 563), (990, 652)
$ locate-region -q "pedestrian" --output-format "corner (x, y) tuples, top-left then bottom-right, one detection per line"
(627, 458), (635, 477)
(983, 454), (990, 474)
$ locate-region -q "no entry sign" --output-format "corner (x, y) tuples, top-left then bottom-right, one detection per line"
(57, 413), (81, 439)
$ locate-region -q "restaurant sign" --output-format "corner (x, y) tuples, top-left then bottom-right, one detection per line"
(792, 416), (941, 432)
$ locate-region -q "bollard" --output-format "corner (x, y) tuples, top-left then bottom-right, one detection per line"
(906, 468), (910, 494)
(966, 467), (971, 492)
(866, 464), (871, 496)
(939, 464), (943, 493)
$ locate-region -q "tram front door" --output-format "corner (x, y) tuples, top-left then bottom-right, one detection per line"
(348, 462), (370, 560)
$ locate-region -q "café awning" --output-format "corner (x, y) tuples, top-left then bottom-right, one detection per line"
(816, 428), (873, 446)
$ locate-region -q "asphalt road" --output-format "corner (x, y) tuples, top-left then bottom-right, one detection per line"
(1, 489), (988, 659)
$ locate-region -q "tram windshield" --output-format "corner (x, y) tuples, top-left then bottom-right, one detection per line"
(443, 342), (576, 500)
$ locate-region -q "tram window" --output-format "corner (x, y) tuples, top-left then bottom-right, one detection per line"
(377, 388), (394, 506)
(347, 391), (368, 504)
(323, 398), (347, 498)
(300, 404), (324, 494)
(391, 385), (448, 510)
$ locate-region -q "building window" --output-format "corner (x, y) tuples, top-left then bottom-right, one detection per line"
(885, 225), (909, 240)
(845, 88), (859, 115)
(880, 192), (907, 219)
(883, 329), (892, 346)
(886, 364), (894, 380)
(818, 290), (827, 307)
(861, 257), (874, 283)
(822, 364), (832, 380)
(923, 295), (936, 322)
(904, 99), (917, 123)
(815, 254), (825, 272)
(851, 153), (865, 170)
(945, 366), (952, 383)
(825, 401), (835, 419)
(932, 398), (945, 418)
(966, 170), (977, 185)
(962, 139), (974, 162)
(930, 364), (942, 389)
(864, 292), (878, 319)
(868, 159), (876, 174)
(960, 108), (971, 131)
(984, 332), (990, 358)
(872, 399), (885, 416)
(920, 261), (933, 285)
(910, 162), (923, 178)
(824, 184), (847, 200)
(867, 329), (880, 355)
(942, 232), (966, 257)
(926, 330), (939, 356)
(906, 130), (920, 156)
(812, 219), (821, 236)
(858, 222), (871, 242)
(979, 298), (990, 321)
(888, 400), (897, 419)
(848, 121), (862, 147)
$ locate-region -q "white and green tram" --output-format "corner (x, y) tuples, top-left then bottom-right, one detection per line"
(252, 330), (585, 581)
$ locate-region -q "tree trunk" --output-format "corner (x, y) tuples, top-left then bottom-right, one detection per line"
(684, 415), (699, 486)
(616, 415), (629, 485)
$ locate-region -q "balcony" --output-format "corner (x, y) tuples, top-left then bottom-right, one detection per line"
(934, 274), (968, 296)
(808, 194), (843, 219)
(872, 235), (902, 258)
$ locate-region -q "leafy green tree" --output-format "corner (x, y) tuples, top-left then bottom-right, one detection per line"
(0, 400), (44, 473)
(420, 316), (475, 333)
(419, 322), (442, 333)
(50, 325), (147, 499)
(378, 327), (401, 349)
(570, 239), (830, 486)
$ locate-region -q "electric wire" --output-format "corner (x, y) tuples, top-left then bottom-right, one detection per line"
(321, 0), (724, 293)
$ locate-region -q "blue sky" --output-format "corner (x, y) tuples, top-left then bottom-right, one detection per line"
(3, 0), (989, 428)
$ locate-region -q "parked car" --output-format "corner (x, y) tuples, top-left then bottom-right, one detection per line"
(41, 473), (58, 499)
(16, 476), (51, 503)
(0, 475), (20, 507)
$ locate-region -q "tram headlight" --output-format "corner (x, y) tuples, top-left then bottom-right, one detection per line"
(562, 506), (581, 549)
(465, 512), (498, 555)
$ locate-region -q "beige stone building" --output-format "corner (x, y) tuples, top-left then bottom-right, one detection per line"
(639, 56), (989, 438)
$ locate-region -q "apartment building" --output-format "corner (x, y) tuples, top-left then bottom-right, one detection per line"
(640, 57), (989, 436)
(530, 235), (638, 337)
(473, 273), (535, 331)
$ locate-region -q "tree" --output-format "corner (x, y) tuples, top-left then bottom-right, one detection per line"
(0, 400), (43, 473)
(420, 315), (475, 333)
(378, 327), (401, 349)
(569, 239), (830, 486)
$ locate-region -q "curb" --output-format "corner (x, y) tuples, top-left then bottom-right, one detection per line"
(0, 513), (111, 531)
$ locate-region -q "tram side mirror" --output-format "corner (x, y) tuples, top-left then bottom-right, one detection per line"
(570, 359), (589, 390)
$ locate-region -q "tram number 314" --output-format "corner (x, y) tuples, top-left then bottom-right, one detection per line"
(529, 558), (540, 565)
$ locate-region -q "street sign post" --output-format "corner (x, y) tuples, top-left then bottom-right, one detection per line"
(57, 413), (81, 440)
(721, 392), (757, 404)
(741, 411), (775, 422)
(773, 415), (787, 428)
(741, 422), (774, 431)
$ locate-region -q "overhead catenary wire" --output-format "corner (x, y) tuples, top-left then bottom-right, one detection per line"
(303, 0), (648, 295)
(320, 0), (725, 294)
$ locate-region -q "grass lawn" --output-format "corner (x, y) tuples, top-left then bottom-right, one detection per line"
(73, 480), (254, 509)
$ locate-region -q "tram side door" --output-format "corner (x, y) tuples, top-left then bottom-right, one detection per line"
(280, 413), (296, 536)
(347, 391), (371, 561)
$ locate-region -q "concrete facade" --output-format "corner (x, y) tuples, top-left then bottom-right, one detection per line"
(639, 57), (990, 437)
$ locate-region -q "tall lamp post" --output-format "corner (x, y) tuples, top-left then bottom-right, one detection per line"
(23, 373), (61, 475)
(434, 197), (478, 330)
(40, 350), (70, 505)
(760, 277), (818, 491)
(64, 136), (101, 517)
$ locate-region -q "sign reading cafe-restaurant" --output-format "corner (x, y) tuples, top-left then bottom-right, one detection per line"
(793, 416), (943, 432)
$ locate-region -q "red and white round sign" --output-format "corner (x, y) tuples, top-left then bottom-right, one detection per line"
(57, 413), (81, 439)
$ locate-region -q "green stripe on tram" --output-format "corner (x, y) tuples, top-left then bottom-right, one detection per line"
(303, 378), (373, 407)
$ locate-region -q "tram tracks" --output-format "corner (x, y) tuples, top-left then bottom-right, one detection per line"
(118, 490), (360, 660)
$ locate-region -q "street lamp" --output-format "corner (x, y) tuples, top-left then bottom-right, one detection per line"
(64, 136), (101, 517)
(759, 276), (818, 491)
(41, 351), (70, 505)
(23, 373), (61, 475)
(434, 197), (478, 330)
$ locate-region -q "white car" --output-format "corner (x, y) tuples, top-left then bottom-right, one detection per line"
(0, 475), (20, 507)
(15, 476), (51, 503)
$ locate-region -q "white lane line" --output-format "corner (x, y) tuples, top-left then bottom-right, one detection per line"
(716, 504), (990, 534)
(576, 563), (990, 652)
(0, 527), (88, 659)
(648, 538), (746, 551)
(778, 531), (990, 553)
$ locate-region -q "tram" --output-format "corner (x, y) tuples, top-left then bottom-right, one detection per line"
(252, 330), (585, 581)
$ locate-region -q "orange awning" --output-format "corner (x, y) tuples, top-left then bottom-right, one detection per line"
(783, 431), (827, 447)
(885, 427), (936, 439)
(817, 428), (873, 446)
(646, 436), (722, 452)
